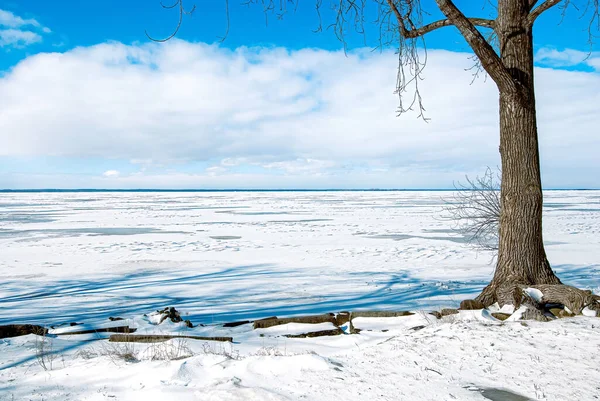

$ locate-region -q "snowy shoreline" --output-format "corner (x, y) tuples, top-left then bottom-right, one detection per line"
(2, 310), (599, 400)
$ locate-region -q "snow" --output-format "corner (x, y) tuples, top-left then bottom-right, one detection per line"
(1, 190), (600, 400)
(352, 314), (432, 332)
(486, 302), (515, 314)
(2, 315), (600, 400)
(505, 306), (529, 322)
(582, 306), (597, 317)
(524, 287), (545, 303)
(499, 304), (516, 314)
(255, 322), (337, 336)
(48, 321), (134, 335)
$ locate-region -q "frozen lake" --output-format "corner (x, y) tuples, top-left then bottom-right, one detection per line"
(1, 190), (599, 326)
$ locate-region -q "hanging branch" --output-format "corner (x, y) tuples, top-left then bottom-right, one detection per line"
(146, 0), (196, 42)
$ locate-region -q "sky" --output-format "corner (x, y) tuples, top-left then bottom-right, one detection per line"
(0, 0), (598, 189)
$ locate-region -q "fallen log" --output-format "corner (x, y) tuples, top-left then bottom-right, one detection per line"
(350, 311), (415, 318)
(55, 326), (137, 336)
(253, 314), (336, 329)
(222, 320), (251, 328)
(0, 324), (47, 339)
(284, 329), (343, 338)
(334, 311), (351, 326)
(253, 311), (415, 330)
(109, 334), (233, 343)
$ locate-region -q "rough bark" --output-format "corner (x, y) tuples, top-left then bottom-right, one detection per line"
(475, 0), (562, 307)
(530, 285), (598, 314)
(435, 0), (517, 92)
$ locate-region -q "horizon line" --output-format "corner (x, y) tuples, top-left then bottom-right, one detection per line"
(0, 188), (597, 193)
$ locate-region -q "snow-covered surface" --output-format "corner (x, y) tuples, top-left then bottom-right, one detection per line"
(2, 190), (599, 327)
(582, 306), (597, 317)
(487, 302), (515, 314)
(505, 306), (529, 322)
(1, 190), (600, 400)
(524, 287), (544, 303)
(2, 314), (600, 400)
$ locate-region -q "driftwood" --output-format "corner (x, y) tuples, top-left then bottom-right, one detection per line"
(109, 334), (232, 343)
(253, 314), (336, 329)
(334, 312), (351, 326)
(253, 311), (416, 330)
(284, 329), (343, 338)
(55, 326), (137, 336)
(222, 320), (251, 328)
(0, 324), (47, 339)
(350, 311), (415, 318)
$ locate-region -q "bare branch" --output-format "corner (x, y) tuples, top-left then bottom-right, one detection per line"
(434, 0), (517, 92)
(146, 0), (196, 42)
(385, 0), (495, 39)
(403, 18), (495, 38)
(527, 0), (562, 26)
(442, 168), (501, 252)
(218, 0), (231, 42)
(386, 0), (495, 38)
(579, 0), (600, 47)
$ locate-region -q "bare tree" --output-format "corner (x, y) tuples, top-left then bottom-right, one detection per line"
(444, 168), (500, 252)
(149, 0), (600, 312)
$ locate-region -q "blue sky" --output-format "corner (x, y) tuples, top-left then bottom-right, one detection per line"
(0, 0), (599, 189)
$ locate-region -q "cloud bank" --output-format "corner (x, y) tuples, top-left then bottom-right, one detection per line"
(0, 41), (598, 188)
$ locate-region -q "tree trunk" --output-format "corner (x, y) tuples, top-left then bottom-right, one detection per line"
(476, 0), (561, 307)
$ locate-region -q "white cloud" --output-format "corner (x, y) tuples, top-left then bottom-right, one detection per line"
(0, 42), (499, 164)
(0, 8), (49, 49)
(536, 47), (600, 71)
(0, 41), (599, 188)
(102, 170), (120, 178)
(0, 9), (40, 28)
(0, 29), (42, 48)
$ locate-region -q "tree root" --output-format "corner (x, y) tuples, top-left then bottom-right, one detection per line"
(475, 282), (599, 321)
(526, 284), (598, 315)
